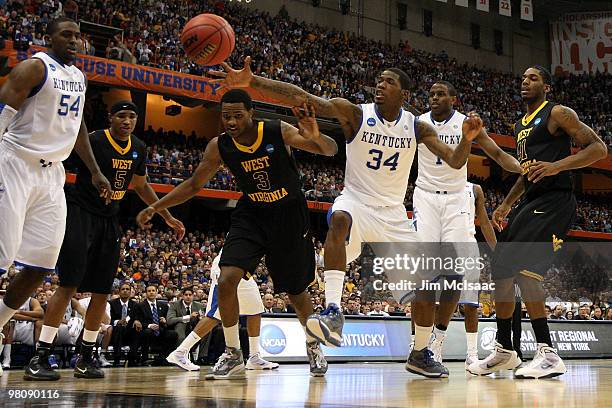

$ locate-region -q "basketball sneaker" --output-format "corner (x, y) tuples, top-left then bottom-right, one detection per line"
(206, 347), (245, 380)
(74, 355), (105, 379)
(515, 343), (566, 379)
(405, 347), (449, 378)
(24, 355), (60, 381)
(245, 353), (279, 370)
(467, 343), (521, 376)
(306, 303), (344, 347)
(306, 341), (328, 377)
(430, 332), (445, 363)
(167, 349), (200, 371)
(98, 353), (111, 368)
(465, 354), (478, 370)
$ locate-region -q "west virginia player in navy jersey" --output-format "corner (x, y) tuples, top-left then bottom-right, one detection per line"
(24, 101), (184, 381)
(137, 89), (338, 378)
(468, 66), (606, 379)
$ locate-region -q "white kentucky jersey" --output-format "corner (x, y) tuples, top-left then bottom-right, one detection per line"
(343, 103), (418, 206)
(2, 52), (86, 163)
(465, 182), (477, 236)
(417, 110), (467, 193)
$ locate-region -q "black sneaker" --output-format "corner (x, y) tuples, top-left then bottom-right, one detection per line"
(405, 347), (449, 378)
(74, 355), (105, 379)
(24, 355), (60, 381)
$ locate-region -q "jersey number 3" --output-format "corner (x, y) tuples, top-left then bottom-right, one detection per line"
(58, 94), (81, 117)
(366, 149), (399, 171)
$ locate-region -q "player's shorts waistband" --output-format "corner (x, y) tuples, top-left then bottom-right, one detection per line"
(1, 141), (63, 168)
(416, 185), (463, 195)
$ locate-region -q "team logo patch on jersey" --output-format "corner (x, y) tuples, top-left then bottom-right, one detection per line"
(132, 151), (138, 159)
(404, 124), (409, 130)
(265, 144), (275, 154)
(534, 118), (542, 125)
(453, 125), (458, 129)
(367, 118), (376, 126)
(49, 64), (56, 71)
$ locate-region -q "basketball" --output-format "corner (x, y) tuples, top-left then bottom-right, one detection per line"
(180, 14), (235, 66)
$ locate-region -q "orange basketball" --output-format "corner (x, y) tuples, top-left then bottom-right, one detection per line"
(180, 14), (235, 66)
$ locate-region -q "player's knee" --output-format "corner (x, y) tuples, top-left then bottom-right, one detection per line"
(327, 212), (351, 243)
(217, 268), (242, 295)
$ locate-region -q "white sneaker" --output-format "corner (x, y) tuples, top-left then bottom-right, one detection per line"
(467, 343), (521, 375)
(465, 354), (478, 370)
(245, 353), (279, 370)
(430, 333), (445, 363)
(515, 343), (566, 379)
(166, 350), (200, 371)
(98, 354), (112, 368)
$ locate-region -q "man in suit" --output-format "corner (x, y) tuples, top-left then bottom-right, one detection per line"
(108, 282), (139, 366)
(167, 287), (204, 345)
(132, 285), (178, 365)
(262, 294), (275, 314)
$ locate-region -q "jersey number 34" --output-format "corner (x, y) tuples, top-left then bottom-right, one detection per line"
(366, 149), (399, 171)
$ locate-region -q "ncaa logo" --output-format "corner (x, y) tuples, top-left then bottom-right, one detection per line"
(367, 118), (376, 126)
(265, 144), (275, 154)
(534, 118), (542, 125)
(132, 151), (138, 159)
(49, 64), (56, 71)
(480, 327), (497, 351)
(260, 324), (286, 354)
(453, 125), (458, 129)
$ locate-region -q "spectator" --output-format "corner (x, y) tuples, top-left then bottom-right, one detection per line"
(167, 287), (204, 346)
(109, 283), (140, 366)
(367, 300), (389, 317)
(565, 310), (575, 320)
(549, 305), (566, 320)
(591, 306), (603, 320)
(262, 294), (275, 314)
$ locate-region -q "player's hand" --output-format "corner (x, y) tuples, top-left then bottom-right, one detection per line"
(92, 172), (113, 205)
(462, 112), (484, 142)
(137, 206), (156, 229)
(527, 161), (561, 183)
(292, 103), (319, 140)
(207, 56), (253, 89)
(164, 216), (186, 241)
(492, 203), (511, 232)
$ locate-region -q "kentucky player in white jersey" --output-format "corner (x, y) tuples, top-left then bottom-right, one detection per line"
(166, 250), (279, 373)
(413, 81), (520, 373)
(0, 18), (111, 372)
(208, 58), (483, 377)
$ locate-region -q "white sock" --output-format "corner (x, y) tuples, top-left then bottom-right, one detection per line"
(178, 331), (201, 353)
(466, 332), (478, 356)
(223, 324), (240, 349)
(0, 300), (17, 328)
(414, 325), (433, 351)
(432, 326), (446, 342)
(249, 336), (259, 355)
(2, 344), (11, 365)
(83, 329), (98, 344)
(302, 325), (317, 343)
(324, 270), (344, 307)
(39, 325), (59, 345)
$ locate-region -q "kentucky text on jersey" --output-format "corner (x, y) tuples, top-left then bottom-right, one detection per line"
(52, 78), (86, 93)
(241, 156), (271, 172)
(437, 134), (461, 144)
(112, 158), (133, 170)
(360, 131), (413, 149)
(247, 188), (288, 203)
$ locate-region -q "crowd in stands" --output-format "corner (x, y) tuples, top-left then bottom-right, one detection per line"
(0, 1), (610, 146)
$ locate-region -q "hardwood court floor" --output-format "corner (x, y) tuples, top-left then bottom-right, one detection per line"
(1, 360), (611, 407)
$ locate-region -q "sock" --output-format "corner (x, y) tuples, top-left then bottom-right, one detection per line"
(2, 344), (11, 365)
(223, 324), (240, 349)
(83, 329), (98, 344)
(432, 326), (446, 342)
(531, 318), (552, 347)
(36, 341), (53, 357)
(80, 340), (96, 362)
(324, 270), (344, 307)
(249, 336), (259, 355)
(177, 331), (201, 353)
(414, 325), (433, 351)
(302, 324), (317, 343)
(495, 317), (513, 350)
(466, 332), (478, 356)
(0, 299), (17, 328)
(39, 325), (59, 345)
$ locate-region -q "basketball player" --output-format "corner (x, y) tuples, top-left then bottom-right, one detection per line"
(137, 90), (337, 378)
(414, 81), (520, 369)
(429, 182), (497, 369)
(468, 66), (606, 378)
(209, 58), (483, 377)
(0, 17), (112, 375)
(166, 251), (279, 372)
(23, 101), (185, 381)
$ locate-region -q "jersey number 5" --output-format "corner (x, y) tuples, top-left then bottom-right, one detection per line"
(58, 94), (81, 117)
(114, 171), (127, 189)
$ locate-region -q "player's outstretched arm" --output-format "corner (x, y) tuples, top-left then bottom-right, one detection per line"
(207, 56), (362, 140)
(136, 138), (222, 229)
(474, 184), (496, 250)
(476, 130), (521, 173)
(280, 103), (338, 156)
(418, 112), (483, 169)
(132, 174), (186, 240)
(491, 176), (525, 231)
(527, 105), (607, 183)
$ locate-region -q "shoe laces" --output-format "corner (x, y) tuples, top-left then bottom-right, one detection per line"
(422, 348), (437, 366)
(321, 304), (339, 316)
(214, 349), (234, 371)
(308, 343), (324, 366)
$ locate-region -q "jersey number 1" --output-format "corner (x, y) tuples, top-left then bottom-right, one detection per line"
(58, 95), (81, 117)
